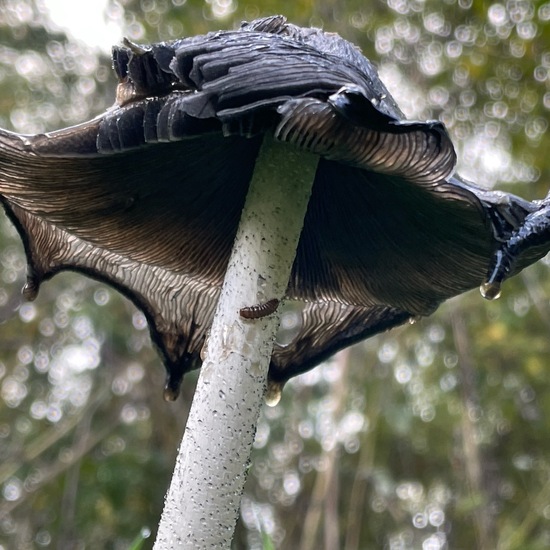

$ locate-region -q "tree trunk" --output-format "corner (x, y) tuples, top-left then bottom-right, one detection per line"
(154, 135), (318, 548)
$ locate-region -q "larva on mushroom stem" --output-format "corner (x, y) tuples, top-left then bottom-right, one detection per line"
(239, 298), (280, 319)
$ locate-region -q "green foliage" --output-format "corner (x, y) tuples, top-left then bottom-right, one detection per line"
(128, 528), (152, 550)
(1, 1), (550, 548)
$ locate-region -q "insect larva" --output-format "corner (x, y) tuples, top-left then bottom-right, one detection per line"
(239, 298), (280, 320)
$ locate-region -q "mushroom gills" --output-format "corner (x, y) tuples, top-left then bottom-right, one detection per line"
(0, 16), (550, 400)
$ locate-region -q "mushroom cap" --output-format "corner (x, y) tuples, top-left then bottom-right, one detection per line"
(0, 16), (546, 397)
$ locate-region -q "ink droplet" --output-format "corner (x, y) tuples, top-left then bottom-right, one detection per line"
(265, 381), (282, 407)
(163, 371), (184, 401)
(163, 386), (179, 402)
(22, 279), (39, 301)
(480, 281), (502, 301)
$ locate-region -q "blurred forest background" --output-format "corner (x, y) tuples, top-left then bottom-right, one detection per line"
(1, 0), (550, 548)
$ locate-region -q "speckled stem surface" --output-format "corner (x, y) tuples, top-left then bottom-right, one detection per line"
(154, 135), (318, 549)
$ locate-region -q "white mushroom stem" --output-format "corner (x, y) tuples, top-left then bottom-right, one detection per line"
(154, 135), (319, 549)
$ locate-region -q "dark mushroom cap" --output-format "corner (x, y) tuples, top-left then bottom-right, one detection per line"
(0, 16), (546, 398)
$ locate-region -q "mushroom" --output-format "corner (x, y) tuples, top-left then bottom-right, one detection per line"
(0, 15), (549, 400)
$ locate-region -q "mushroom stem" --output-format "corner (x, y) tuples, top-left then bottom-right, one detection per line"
(153, 135), (318, 548)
